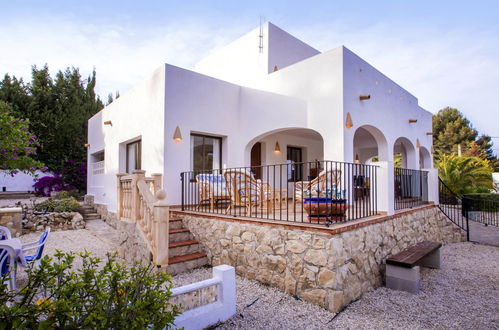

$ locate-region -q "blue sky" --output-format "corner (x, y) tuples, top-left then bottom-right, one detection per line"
(1, 1), (498, 149)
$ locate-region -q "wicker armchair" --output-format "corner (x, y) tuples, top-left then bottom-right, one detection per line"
(223, 169), (272, 214)
(294, 169), (343, 201)
(196, 174), (231, 210)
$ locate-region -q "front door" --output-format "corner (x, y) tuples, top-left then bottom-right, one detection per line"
(251, 142), (262, 179)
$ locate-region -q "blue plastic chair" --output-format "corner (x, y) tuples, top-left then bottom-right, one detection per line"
(0, 226), (12, 240)
(20, 227), (50, 267)
(0, 245), (16, 290)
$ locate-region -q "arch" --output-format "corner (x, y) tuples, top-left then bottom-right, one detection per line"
(353, 125), (389, 163)
(393, 137), (416, 169)
(244, 127), (324, 166)
(419, 146), (432, 169)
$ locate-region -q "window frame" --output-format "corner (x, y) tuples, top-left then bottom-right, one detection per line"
(125, 140), (142, 173)
(287, 146), (303, 182)
(190, 133), (223, 172)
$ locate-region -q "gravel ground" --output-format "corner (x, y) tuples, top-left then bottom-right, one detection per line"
(13, 221), (499, 329)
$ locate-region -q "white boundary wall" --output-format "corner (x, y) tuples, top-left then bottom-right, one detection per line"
(171, 265), (236, 330)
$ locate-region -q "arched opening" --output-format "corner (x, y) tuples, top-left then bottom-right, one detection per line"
(352, 125), (389, 163)
(393, 137), (416, 169)
(419, 146), (432, 169)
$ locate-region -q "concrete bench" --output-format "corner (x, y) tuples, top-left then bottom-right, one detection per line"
(386, 241), (441, 294)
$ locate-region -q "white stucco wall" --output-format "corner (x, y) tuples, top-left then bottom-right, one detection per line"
(0, 170), (52, 192)
(342, 47), (433, 168)
(87, 65), (166, 211)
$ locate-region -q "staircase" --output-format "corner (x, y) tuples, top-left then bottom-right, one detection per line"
(80, 204), (101, 221)
(167, 215), (208, 275)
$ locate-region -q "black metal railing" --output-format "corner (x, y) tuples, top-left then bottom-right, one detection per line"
(180, 160), (378, 226)
(462, 196), (499, 227)
(394, 168), (429, 210)
(438, 178), (469, 240)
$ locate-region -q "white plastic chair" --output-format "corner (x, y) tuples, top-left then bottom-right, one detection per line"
(0, 226), (12, 240)
(0, 244), (16, 291)
(20, 227), (50, 267)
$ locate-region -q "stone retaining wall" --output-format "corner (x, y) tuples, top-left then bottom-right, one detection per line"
(177, 205), (465, 312)
(24, 212), (85, 232)
(0, 207), (22, 237)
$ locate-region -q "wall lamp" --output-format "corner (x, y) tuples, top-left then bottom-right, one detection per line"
(173, 126), (182, 142)
(426, 132), (433, 135)
(355, 154), (360, 164)
(359, 95), (371, 101)
(409, 119), (417, 123)
(274, 142), (281, 154)
(345, 112), (353, 128)
(84, 143), (90, 148)
(104, 120), (112, 126)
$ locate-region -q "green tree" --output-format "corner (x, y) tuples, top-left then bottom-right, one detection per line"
(0, 65), (104, 190)
(0, 101), (43, 173)
(432, 107), (478, 155)
(437, 153), (493, 195)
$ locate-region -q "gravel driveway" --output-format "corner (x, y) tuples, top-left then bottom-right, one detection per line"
(15, 220), (499, 329)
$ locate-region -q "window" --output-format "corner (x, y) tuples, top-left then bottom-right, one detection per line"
(126, 140), (141, 173)
(191, 134), (222, 172)
(287, 146), (303, 181)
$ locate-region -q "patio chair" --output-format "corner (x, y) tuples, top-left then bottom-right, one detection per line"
(294, 169), (343, 202)
(195, 173), (231, 210)
(20, 227), (50, 267)
(0, 245), (16, 291)
(223, 169), (272, 215)
(0, 226), (12, 240)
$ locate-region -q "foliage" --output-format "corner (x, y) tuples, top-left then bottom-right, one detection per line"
(0, 65), (104, 190)
(55, 189), (82, 200)
(0, 101), (43, 173)
(34, 198), (81, 213)
(33, 173), (73, 197)
(432, 107), (477, 155)
(0, 251), (180, 329)
(60, 159), (87, 192)
(463, 193), (499, 202)
(437, 153), (493, 195)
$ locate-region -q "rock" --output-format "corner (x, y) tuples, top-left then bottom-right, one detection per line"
(226, 224), (241, 237)
(304, 249), (327, 266)
(318, 269), (335, 288)
(241, 231), (255, 242)
(300, 289), (326, 307)
(286, 240), (307, 254)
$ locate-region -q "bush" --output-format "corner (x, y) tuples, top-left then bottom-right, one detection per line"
(0, 251), (181, 329)
(33, 174), (74, 197)
(55, 189), (81, 200)
(463, 193), (499, 212)
(34, 198), (81, 213)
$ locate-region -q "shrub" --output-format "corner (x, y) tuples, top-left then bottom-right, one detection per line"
(33, 173), (74, 197)
(34, 198), (81, 213)
(0, 251), (181, 329)
(55, 189), (81, 200)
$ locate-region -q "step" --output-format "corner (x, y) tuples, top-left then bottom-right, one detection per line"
(169, 228), (192, 243)
(83, 214), (101, 220)
(169, 240), (201, 258)
(167, 252), (208, 276)
(169, 218), (184, 230)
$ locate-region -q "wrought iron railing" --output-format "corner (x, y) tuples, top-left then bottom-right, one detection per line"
(394, 168), (429, 210)
(438, 178), (469, 240)
(180, 160), (378, 226)
(462, 195), (499, 227)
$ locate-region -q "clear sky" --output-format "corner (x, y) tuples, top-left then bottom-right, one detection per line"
(1, 0), (498, 148)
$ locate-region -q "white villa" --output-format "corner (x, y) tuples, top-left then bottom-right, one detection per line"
(87, 22), (437, 217)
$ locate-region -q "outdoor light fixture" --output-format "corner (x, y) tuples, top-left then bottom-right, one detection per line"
(345, 112), (353, 128)
(274, 142), (281, 154)
(173, 126), (182, 142)
(104, 120), (112, 126)
(273, 65), (279, 72)
(359, 94), (370, 101)
(355, 154), (360, 164)
(409, 119), (417, 123)
(84, 143), (90, 148)
(426, 132), (433, 135)
(416, 138), (421, 149)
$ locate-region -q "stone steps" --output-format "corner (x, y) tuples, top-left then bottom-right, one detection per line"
(166, 215), (208, 275)
(80, 205), (101, 221)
